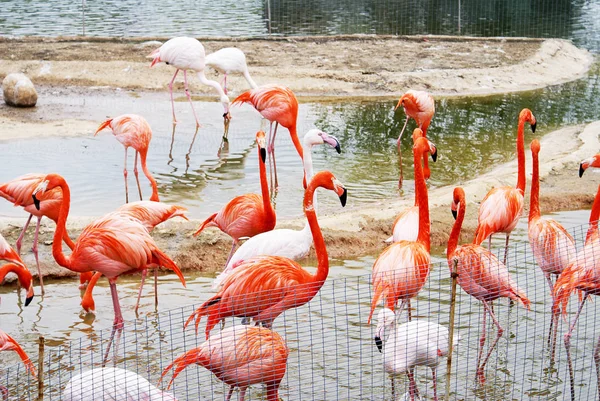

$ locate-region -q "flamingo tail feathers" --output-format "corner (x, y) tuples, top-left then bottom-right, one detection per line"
(193, 213), (218, 236)
(184, 296), (222, 338)
(151, 249), (186, 288)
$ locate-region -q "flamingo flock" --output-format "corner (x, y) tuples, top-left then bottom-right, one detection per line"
(0, 35), (596, 401)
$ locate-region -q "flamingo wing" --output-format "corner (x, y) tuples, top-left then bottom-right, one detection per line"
(474, 186), (524, 245)
(390, 206), (419, 243)
(215, 193), (270, 239)
(529, 217), (576, 276)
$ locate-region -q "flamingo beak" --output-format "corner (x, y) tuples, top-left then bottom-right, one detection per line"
(339, 188), (347, 207)
(260, 148), (267, 163)
(32, 194), (40, 211)
(579, 163), (586, 178)
(322, 133), (342, 154)
(394, 99), (402, 111)
(531, 122), (537, 133)
(431, 148), (438, 163)
(25, 294), (34, 307)
(451, 208), (458, 220)
(374, 336), (383, 353)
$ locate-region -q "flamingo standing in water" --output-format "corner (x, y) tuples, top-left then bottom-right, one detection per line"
(95, 114), (160, 204)
(161, 325), (289, 401)
(205, 47), (258, 94)
(0, 263), (34, 306)
(186, 170), (347, 338)
(32, 173), (186, 364)
(0, 174), (92, 294)
(474, 108), (537, 265)
(394, 90), (435, 187)
(368, 137), (436, 324)
(554, 154), (600, 401)
(214, 129), (341, 289)
(0, 328), (36, 376)
(447, 186), (530, 384)
(194, 131), (276, 266)
(232, 85), (303, 189)
(527, 139), (576, 363)
(149, 37), (231, 127)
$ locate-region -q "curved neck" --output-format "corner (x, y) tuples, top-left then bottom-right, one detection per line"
(516, 116), (527, 194)
(139, 149), (160, 201)
(414, 148), (430, 251)
(258, 147), (274, 221)
(51, 178), (72, 269)
(304, 184), (328, 284)
(0, 263), (30, 288)
(290, 126), (304, 160)
(196, 71), (227, 99)
(243, 70), (258, 89)
(529, 150), (541, 222)
(587, 184), (600, 240)
(447, 196), (465, 258)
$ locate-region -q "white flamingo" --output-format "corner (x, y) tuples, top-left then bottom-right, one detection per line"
(205, 47), (258, 94)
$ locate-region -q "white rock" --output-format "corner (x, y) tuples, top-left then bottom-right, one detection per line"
(2, 73), (38, 107)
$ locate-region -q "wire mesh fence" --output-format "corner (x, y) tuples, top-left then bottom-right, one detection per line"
(1, 218), (599, 400)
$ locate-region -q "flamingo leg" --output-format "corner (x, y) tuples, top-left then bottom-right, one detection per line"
(270, 122), (280, 190)
(407, 367), (419, 401)
(154, 268), (159, 310)
(477, 300), (504, 385)
(475, 306), (487, 384)
(564, 294), (588, 401)
(103, 280), (125, 366)
(225, 240), (237, 267)
(134, 269), (147, 314)
(487, 235), (492, 252)
(407, 299), (413, 321)
(239, 388), (247, 401)
(182, 70), (201, 128)
(397, 116), (409, 188)
(431, 367), (439, 401)
(168, 69), (180, 125)
(123, 147), (130, 204)
(503, 233), (510, 266)
(390, 375), (396, 400)
(223, 73), (228, 95)
(544, 273), (559, 363)
(594, 332), (600, 401)
(225, 387), (234, 401)
(133, 151), (143, 201)
(15, 214), (33, 255)
(32, 216), (45, 295)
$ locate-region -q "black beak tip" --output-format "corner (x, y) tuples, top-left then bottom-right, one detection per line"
(452, 209), (457, 220)
(531, 122), (537, 133)
(431, 150), (438, 163)
(25, 295), (33, 307)
(374, 336), (383, 353)
(579, 164), (585, 178)
(339, 188), (347, 207)
(335, 143), (341, 154)
(32, 194), (40, 211)
(260, 148), (267, 163)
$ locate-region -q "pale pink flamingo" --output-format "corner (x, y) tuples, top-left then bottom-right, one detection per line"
(32, 173), (186, 364)
(194, 131), (276, 266)
(394, 90), (435, 187)
(368, 137), (435, 324)
(95, 114), (160, 204)
(149, 37), (231, 127)
(0, 328), (36, 377)
(0, 262), (34, 306)
(527, 139), (576, 363)
(205, 47), (258, 94)
(214, 129), (340, 289)
(185, 170), (347, 339)
(448, 186), (530, 384)
(232, 84), (303, 189)
(161, 324), (289, 401)
(473, 108), (537, 265)
(554, 154), (600, 401)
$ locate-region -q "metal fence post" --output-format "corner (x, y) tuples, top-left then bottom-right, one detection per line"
(37, 336), (45, 401)
(445, 258), (459, 401)
(457, 0), (461, 34)
(266, 0), (272, 35)
(82, 0), (86, 36)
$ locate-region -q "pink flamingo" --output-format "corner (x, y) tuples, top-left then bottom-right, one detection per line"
(448, 186), (530, 384)
(194, 131), (276, 266)
(161, 325), (288, 401)
(474, 108), (537, 265)
(205, 47), (258, 94)
(528, 139), (576, 363)
(95, 114), (160, 204)
(149, 37), (231, 127)
(32, 174), (186, 364)
(368, 137), (435, 324)
(185, 170), (347, 339)
(0, 328), (36, 376)
(0, 262), (34, 306)
(232, 85), (303, 188)
(394, 90), (435, 187)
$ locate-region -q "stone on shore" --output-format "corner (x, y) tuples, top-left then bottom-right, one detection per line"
(2, 73), (38, 107)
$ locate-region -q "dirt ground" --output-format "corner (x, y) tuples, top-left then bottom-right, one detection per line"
(0, 36), (597, 280)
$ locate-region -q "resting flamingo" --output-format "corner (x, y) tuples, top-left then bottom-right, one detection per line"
(232, 84), (303, 188)
(80, 201), (188, 314)
(368, 137), (435, 324)
(194, 131), (275, 266)
(149, 37), (231, 127)
(32, 173), (186, 364)
(161, 325), (288, 401)
(554, 154), (600, 401)
(0, 328), (36, 377)
(186, 170), (347, 339)
(214, 129), (341, 289)
(528, 139), (576, 363)
(205, 47), (258, 94)
(63, 368), (177, 401)
(448, 186), (530, 384)
(385, 129), (437, 244)
(0, 262), (34, 306)
(95, 114), (160, 204)
(474, 108), (536, 265)
(394, 90), (435, 187)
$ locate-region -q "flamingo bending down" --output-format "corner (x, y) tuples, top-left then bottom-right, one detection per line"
(32, 174), (186, 364)
(0, 263), (34, 306)
(161, 325), (288, 401)
(205, 47), (258, 95)
(0, 328), (36, 376)
(528, 139), (576, 363)
(448, 186), (530, 384)
(194, 131), (276, 266)
(214, 129), (341, 289)
(186, 170), (347, 339)
(554, 154), (600, 401)
(394, 90), (435, 187)
(80, 201), (188, 314)
(95, 114), (160, 204)
(149, 37), (231, 127)
(474, 108), (537, 265)
(374, 308), (455, 401)
(232, 85), (303, 189)
(63, 367), (177, 401)
(369, 137), (436, 324)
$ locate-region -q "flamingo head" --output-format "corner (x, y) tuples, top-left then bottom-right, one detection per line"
(81, 292), (96, 315)
(256, 131), (267, 162)
(519, 108), (537, 133)
(451, 187), (466, 220)
(579, 154), (600, 177)
(94, 118), (113, 136)
(32, 181), (48, 211)
(411, 128), (437, 162)
(394, 92), (413, 114)
(24, 275), (34, 307)
(530, 139), (540, 155)
(304, 129), (341, 153)
(332, 178), (347, 207)
(374, 308), (396, 352)
(220, 94), (232, 121)
(0, 263), (34, 306)
(148, 47), (162, 68)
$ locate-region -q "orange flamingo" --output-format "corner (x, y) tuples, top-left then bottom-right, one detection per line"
(232, 85), (303, 188)
(80, 201), (188, 314)
(32, 173), (186, 364)
(528, 139), (576, 363)
(194, 131), (276, 265)
(554, 154), (600, 401)
(474, 108), (537, 265)
(448, 186), (530, 384)
(394, 90), (435, 187)
(0, 262), (34, 306)
(185, 170), (347, 339)
(0, 174), (92, 294)
(0, 328), (36, 376)
(161, 325), (289, 401)
(368, 136), (435, 324)
(95, 114), (160, 204)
